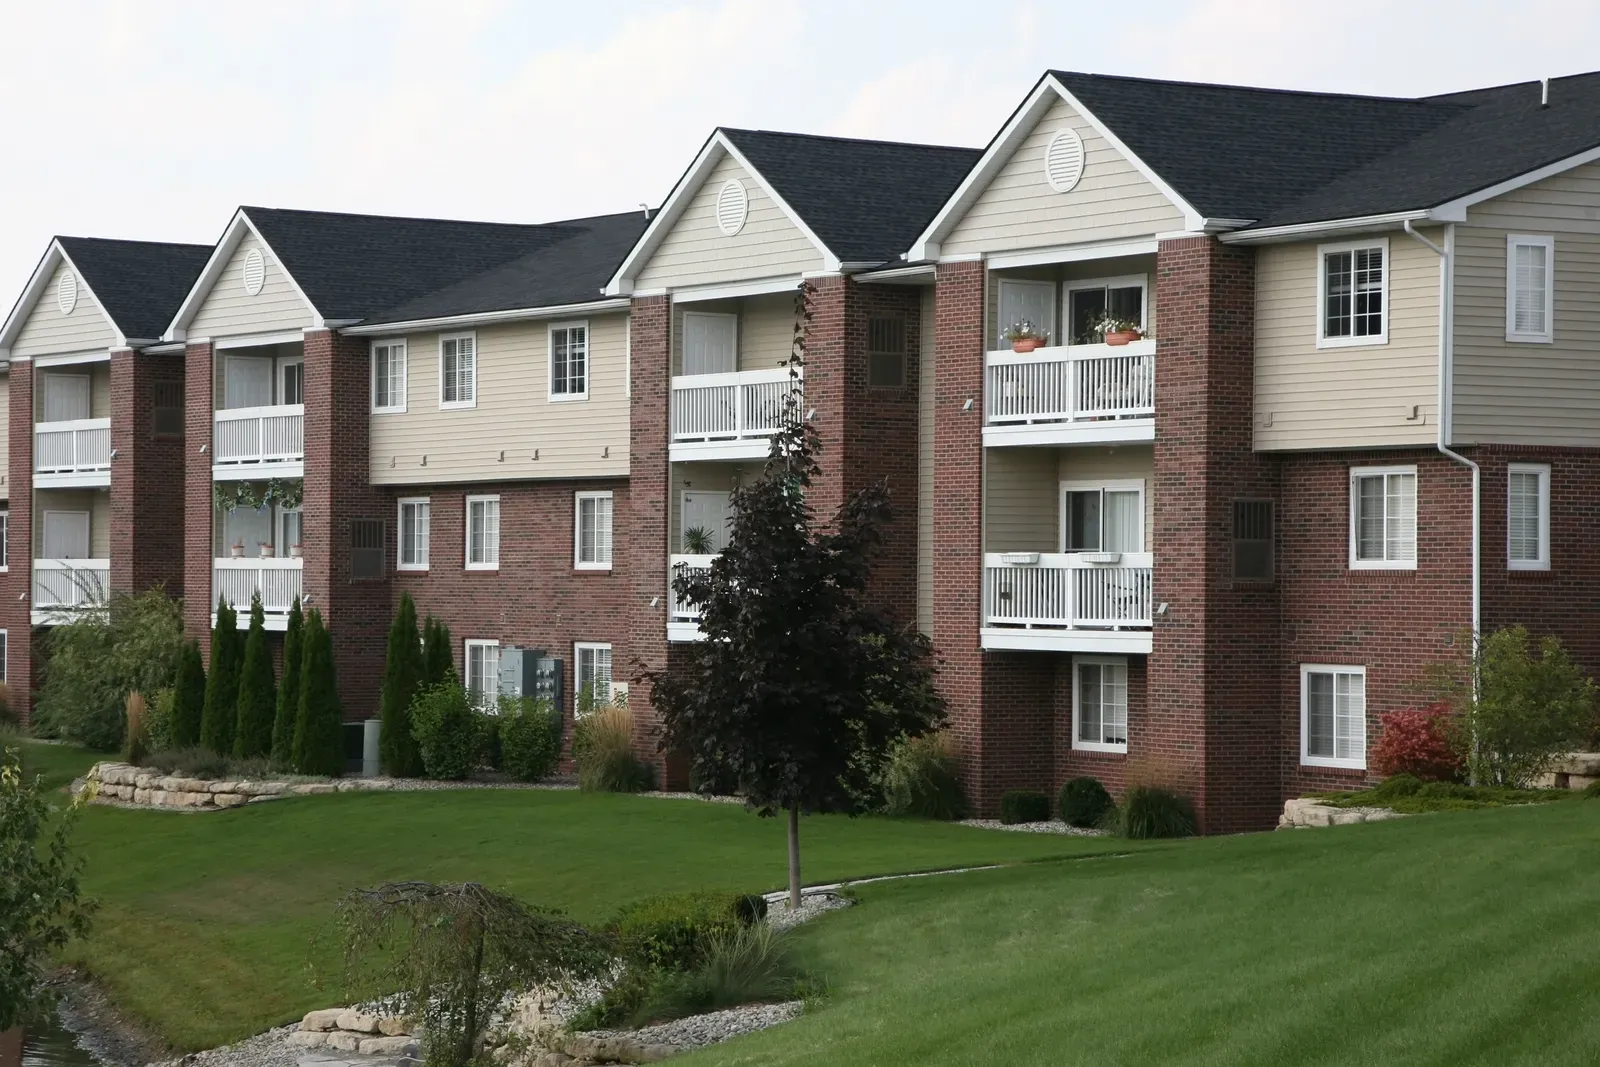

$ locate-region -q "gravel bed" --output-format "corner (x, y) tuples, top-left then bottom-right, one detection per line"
(587, 1001), (803, 1052)
(765, 891), (854, 931)
(959, 818), (1108, 836)
(145, 1023), (302, 1067)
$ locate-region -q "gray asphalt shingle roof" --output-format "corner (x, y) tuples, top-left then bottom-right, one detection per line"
(54, 237), (211, 341)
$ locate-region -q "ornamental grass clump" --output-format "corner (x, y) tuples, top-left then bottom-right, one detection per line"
(571, 704), (653, 792)
(880, 733), (968, 820)
(632, 923), (803, 1027)
(1113, 785), (1197, 839)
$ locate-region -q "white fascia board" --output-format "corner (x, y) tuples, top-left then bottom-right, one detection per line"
(671, 276), (801, 304)
(853, 263), (937, 285)
(34, 350), (111, 368)
(1428, 142), (1600, 220)
(986, 237), (1158, 271)
(341, 298), (630, 336)
(0, 240), (127, 352)
(163, 209), (323, 341)
(1219, 210), (1430, 245)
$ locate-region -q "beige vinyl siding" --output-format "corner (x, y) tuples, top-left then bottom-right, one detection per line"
(942, 96), (1185, 258)
(1453, 161), (1600, 445)
(670, 292), (794, 375)
(34, 362), (111, 420)
(984, 448), (1057, 552)
(369, 313), (630, 485)
(636, 153), (824, 290)
(916, 287), (935, 634)
(1253, 233), (1439, 451)
(188, 237), (315, 339)
(0, 375), (10, 488)
(12, 262), (116, 358)
(34, 489), (110, 557)
(666, 462), (753, 552)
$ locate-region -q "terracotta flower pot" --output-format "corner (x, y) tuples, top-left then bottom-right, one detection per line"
(229, 545), (245, 558)
(259, 545), (275, 559)
(1104, 330), (1141, 347)
(289, 544), (303, 559)
(1011, 337), (1044, 353)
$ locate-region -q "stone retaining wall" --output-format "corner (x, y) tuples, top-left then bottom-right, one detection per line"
(1278, 798), (1402, 829)
(1532, 753), (1600, 790)
(86, 762), (399, 811)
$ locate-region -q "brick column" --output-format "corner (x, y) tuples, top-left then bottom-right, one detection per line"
(183, 343), (215, 649)
(110, 349), (186, 597)
(4, 362), (35, 722)
(1149, 236), (1282, 833)
(302, 329), (391, 720)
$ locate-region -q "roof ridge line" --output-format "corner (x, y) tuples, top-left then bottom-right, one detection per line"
(720, 126), (983, 153)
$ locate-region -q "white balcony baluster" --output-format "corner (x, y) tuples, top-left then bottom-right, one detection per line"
(33, 559), (111, 610)
(213, 557), (304, 617)
(985, 343), (1154, 427)
(983, 553), (1153, 630)
(213, 405), (304, 466)
(671, 369), (800, 445)
(668, 553), (717, 623)
(34, 419), (111, 475)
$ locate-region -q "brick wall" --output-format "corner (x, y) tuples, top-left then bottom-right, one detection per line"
(1052, 655), (1148, 798)
(182, 342), (215, 647)
(110, 349), (186, 597)
(4, 363), (33, 722)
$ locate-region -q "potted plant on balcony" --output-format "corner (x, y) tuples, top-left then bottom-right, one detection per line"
(259, 541), (275, 559)
(289, 542), (303, 559)
(229, 538), (246, 559)
(681, 526), (714, 555)
(1003, 320), (1047, 354)
(1095, 314), (1143, 346)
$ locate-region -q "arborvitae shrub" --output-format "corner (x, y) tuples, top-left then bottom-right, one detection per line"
(380, 594), (426, 777)
(270, 599), (303, 769)
(291, 610), (344, 776)
(999, 789), (1049, 825)
(171, 641), (206, 749)
(1059, 777), (1113, 828)
(233, 595), (277, 759)
(200, 597), (241, 755)
(422, 616), (456, 686)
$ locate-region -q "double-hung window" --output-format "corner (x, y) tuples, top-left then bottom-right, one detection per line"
(1062, 481), (1144, 553)
(1507, 463), (1550, 571)
(1301, 665), (1366, 769)
(1073, 657), (1128, 752)
(1349, 466), (1416, 569)
(575, 491), (613, 570)
(1065, 276), (1147, 346)
(398, 498), (431, 571)
(372, 340), (406, 413)
(464, 640), (500, 710)
(440, 333), (476, 409)
(550, 322), (589, 400)
(0, 509), (9, 571)
(575, 642), (613, 710)
(465, 495), (499, 570)
(1506, 235), (1554, 343)
(1318, 240), (1387, 346)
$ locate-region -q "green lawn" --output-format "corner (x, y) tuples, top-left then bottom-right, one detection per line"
(13, 737), (102, 797)
(684, 799), (1600, 1067)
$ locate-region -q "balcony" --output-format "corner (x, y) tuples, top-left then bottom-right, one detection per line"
(670, 368), (800, 462)
(985, 341), (1155, 446)
(981, 552), (1153, 653)
(34, 419), (111, 487)
(666, 553), (715, 642)
(213, 405), (304, 479)
(32, 559), (110, 624)
(213, 557), (304, 630)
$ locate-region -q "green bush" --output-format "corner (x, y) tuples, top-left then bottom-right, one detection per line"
(572, 704), (654, 792)
(409, 683), (477, 780)
(422, 616), (456, 686)
(1372, 773), (1424, 800)
(379, 594), (426, 778)
(145, 689), (176, 754)
(567, 966), (656, 1032)
(233, 595), (277, 760)
(1585, 780), (1600, 798)
(475, 709), (503, 771)
(0, 683), (15, 728)
(632, 923), (801, 1026)
(270, 600), (303, 769)
(498, 696), (562, 782)
(171, 640), (206, 750)
(200, 597), (242, 756)
(880, 733), (968, 820)
(999, 789), (1049, 825)
(1059, 777), (1113, 828)
(291, 609), (344, 777)
(1116, 786), (1197, 839)
(734, 893), (769, 926)
(141, 746), (234, 780)
(614, 891), (745, 972)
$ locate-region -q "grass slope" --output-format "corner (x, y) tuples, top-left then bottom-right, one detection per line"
(61, 786), (1129, 1049)
(685, 800), (1600, 1067)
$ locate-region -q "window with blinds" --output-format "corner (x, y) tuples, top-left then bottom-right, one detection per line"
(1319, 241), (1387, 345)
(575, 491), (613, 570)
(1350, 467), (1416, 569)
(466, 495), (500, 570)
(398, 498), (430, 571)
(550, 322), (590, 399)
(1507, 463), (1550, 570)
(1506, 235), (1554, 343)
(1302, 665), (1366, 769)
(440, 333), (476, 408)
(372, 340), (407, 412)
(1232, 499), (1275, 581)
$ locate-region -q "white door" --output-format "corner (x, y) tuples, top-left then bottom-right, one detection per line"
(41, 374), (91, 422)
(225, 356), (273, 408)
(996, 279), (1057, 347)
(42, 511), (90, 559)
(681, 491), (732, 554)
(279, 359), (305, 405)
(682, 313), (737, 376)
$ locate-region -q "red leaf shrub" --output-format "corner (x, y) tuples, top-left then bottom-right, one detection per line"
(1371, 703), (1462, 781)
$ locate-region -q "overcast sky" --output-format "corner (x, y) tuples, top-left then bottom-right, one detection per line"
(4, 0), (1599, 307)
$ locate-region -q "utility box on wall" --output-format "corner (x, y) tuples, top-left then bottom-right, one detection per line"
(498, 646), (564, 712)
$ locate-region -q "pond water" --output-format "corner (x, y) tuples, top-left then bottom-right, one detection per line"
(2, 1010), (109, 1067)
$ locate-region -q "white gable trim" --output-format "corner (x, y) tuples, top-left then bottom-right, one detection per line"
(163, 209), (323, 342)
(0, 240), (125, 357)
(907, 75), (1205, 262)
(604, 130), (840, 296)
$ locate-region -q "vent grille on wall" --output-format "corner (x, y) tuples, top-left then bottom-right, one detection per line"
(867, 316), (908, 388)
(1045, 129), (1086, 193)
(715, 179), (749, 236)
(351, 518), (386, 579)
(242, 248), (266, 296)
(152, 380), (184, 437)
(57, 271), (78, 315)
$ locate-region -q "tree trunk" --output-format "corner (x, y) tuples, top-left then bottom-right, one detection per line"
(456, 924), (485, 1067)
(787, 802), (802, 910)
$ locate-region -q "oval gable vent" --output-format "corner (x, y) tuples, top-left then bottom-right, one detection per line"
(715, 179), (749, 236)
(1045, 129), (1086, 193)
(57, 270), (78, 315)
(242, 247), (266, 296)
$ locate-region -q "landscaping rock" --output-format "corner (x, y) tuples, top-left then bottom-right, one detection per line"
(357, 1037), (416, 1056)
(377, 1017), (410, 1037)
(293, 783), (338, 796)
(288, 1031), (329, 1048)
(302, 1009), (345, 1031)
(213, 793), (250, 809)
(1279, 798), (1402, 829)
(249, 793), (286, 804)
(336, 1010), (381, 1034)
(325, 1031), (363, 1052)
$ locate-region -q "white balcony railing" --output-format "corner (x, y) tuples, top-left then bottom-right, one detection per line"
(986, 342), (1154, 426)
(33, 559), (110, 610)
(668, 553), (717, 623)
(34, 418), (111, 475)
(213, 405), (304, 466)
(671, 368), (800, 445)
(214, 557), (303, 615)
(983, 552), (1153, 630)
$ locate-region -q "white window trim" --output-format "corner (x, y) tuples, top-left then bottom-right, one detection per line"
(1507, 462), (1551, 571)
(548, 320), (591, 402)
(574, 490), (614, 571)
(1071, 655), (1129, 753)
(1059, 479), (1145, 554)
(438, 331), (478, 411)
(1062, 273), (1150, 343)
(1316, 238), (1390, 349)
(1505, 234), (1555, 344)
(1300, 664), (1367, 770)
(370, 339), (407, 414)
(464, 639), (500, 709)
(574, 641), (614, 708)
(464, 494), (500, 571)
(0, 508), (9, 573)
(0, 629), (8, 683)
(1348, 465), (1418, 571)
(397, 496), (430, 572)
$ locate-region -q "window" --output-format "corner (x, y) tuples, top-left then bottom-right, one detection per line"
(575, 491), (613, 570)
(1507, 463), (1550, 571)
(350, 519), (385, 579)
(682, 312), (736, 376)
(1506, 235), (1554, 343)
(224, 356), (272, 408)
(279, 507), (302, 555)
(1065, 276), (1146, 346)
(1349, 466), (1416, 569)
(1301, 665), (1366, 769)
(549, 322), (589, 400)
(0, 630), (7, 683)
(465, 640), (500, 710)
(575, 642), (613, 709)
(1318, 240), (1387, 347)
(867, 316), (907, 388)
(1232, 499), (1275, 581)
(398, 498), (431, 571)
(42, 510), (89, 559)
(0, 509), (8, 570)
(440, 333), (476, 409)
(41, 372), (90, 422)
(152, 380), (184, 437)
(996, 278), (1055, 347)
(280, 358), (304, 405)
(1073, 657), (1128, 752)
(1061, 482), (1143, 553)
(372, 341), (407, 413)
(465, 495), (500, 570)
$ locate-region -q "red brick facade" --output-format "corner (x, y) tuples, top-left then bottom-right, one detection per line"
(110, 349), (186, 597)
(182, 342), (216, 646)
(4, 362), (34, 722)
